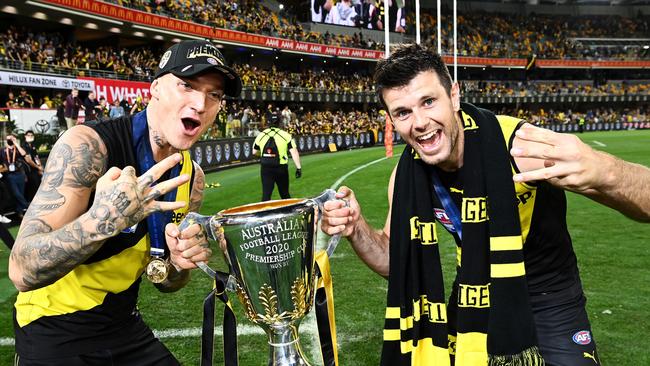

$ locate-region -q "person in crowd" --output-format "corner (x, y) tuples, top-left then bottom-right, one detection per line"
(5, 91), (18, 109)
(0, 221), (14, 247)
(83, 91), (101, 122)
(0, 180), (13, 226)
(39, 96), (53, 109)
(98, 96), (110, 121)
(281, 105), (292, 126)
(0, 178), (15, 248)
(120, 97), (132, 116)
(241, 104), (255, 136)
(63, 87), (83, 129)
(16, 88), (34, 109)
(109, 99), (126, 119)
(319, 44), (650, 366)
(0, 134), (30, 217)
(21, 130), (43, 201)
(130, 95), (149, 115)
(52, 91), (66, 129)
(252, 116), (302, 201)
(9, 40), (243, 365)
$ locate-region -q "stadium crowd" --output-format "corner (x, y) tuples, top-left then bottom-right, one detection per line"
(107, 0), (380, 50)
(417, 11), (650, 60)
(2, 23), (648, 100)
(108, 0), (649, 60)
(232, 64), (373, 93)
(0, 26), (160, 79)
(500, 106), (649, 127)
(461, 80), (650, 97)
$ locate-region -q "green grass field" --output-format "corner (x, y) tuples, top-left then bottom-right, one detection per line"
(1, 129), (649, 365)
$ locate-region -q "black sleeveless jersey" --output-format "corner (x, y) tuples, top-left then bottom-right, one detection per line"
(14, 116), (195, 359)
(431, 114), (579, 294)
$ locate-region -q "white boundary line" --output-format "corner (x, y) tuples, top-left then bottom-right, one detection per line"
(331, 157), (389, 191)
(592, 140), (607, 147)
(307, 155), (389, 363)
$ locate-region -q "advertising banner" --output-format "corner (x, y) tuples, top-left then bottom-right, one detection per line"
(78, 77), (151, 104)
(0, 70), (94, 91)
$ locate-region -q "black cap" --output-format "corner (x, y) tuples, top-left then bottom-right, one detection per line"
(154, 40), (242, 98)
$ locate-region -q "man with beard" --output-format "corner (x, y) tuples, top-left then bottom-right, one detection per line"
(322, 44), (649, 366)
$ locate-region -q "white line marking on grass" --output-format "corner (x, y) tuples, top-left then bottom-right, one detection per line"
(153, 323), (264, 339)
(592, 140), (606, 147)
(303, 155), (390, 362)
(0, 322), (315, 347)
(330, 157), (388, 190)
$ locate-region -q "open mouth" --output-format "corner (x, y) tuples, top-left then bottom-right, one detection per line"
(181, 117), (201, 133)
(416, 130), (442, 151)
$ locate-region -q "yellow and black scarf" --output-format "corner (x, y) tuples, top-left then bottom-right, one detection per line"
(381, 103), (544, 365)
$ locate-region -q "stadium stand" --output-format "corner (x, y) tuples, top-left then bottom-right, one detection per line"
(1, 2), (650, 364)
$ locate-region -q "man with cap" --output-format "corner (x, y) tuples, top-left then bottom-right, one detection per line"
(9, 40), (242, 366)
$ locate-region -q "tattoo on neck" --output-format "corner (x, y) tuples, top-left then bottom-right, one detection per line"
(150, 127), (167, 148)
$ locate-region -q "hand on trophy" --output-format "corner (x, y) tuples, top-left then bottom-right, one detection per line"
(165, 222), (212, 270)
(321, 186), (360, 237)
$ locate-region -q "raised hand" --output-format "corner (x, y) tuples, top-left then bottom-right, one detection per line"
(89, 153), (190, 237)
(511, 124), (608, 194)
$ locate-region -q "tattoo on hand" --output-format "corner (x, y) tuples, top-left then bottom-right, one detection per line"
(109, 191), (131, 214)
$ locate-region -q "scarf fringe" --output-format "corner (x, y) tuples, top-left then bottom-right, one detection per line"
(488, 346), (545, 366)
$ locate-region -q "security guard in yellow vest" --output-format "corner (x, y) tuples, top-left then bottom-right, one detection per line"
(253, 117), (302, 201)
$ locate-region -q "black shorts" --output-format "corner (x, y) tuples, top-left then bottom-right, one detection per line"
(15, 316), (179, 366)
(531, 283), (601, 366)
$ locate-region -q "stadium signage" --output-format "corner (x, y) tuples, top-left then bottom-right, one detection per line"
(38, 0), (650, 68)
(78, 77), (151, 104)
(0, 71), (94, 91)
(40, 0), (386, 61)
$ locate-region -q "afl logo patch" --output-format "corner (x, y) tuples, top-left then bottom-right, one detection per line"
(159, 50), (172, 69)
(572, 330), (592, 345)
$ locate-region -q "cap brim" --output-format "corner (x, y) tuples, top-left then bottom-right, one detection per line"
(165, 64), (242, 98)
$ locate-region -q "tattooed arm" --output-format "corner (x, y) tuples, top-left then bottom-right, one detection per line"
(157, 163), (207, 293)
(9, 126), (189, 292)
(9, 127), (109, 291)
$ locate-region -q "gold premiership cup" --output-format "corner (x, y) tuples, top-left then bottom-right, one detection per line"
(180, 190), (341, 366)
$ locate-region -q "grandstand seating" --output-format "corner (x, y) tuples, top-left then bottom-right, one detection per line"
(1, 1), (649, 145)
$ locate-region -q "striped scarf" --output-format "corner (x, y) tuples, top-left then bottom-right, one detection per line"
(380, 103), (545, 366)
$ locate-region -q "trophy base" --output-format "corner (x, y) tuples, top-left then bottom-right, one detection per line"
(267, 325), (312, 366)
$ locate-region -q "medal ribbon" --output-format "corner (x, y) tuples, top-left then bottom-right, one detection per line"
(430, 168), (463, 240)
(132, 110), (182, 259)
(315, 250), (339, 366)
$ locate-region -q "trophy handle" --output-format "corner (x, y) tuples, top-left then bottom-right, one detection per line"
(178, 212), (224, 279)
(311, 189), (344, 257)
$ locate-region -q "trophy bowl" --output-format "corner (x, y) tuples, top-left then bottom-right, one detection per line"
(180, 190), (340, 366)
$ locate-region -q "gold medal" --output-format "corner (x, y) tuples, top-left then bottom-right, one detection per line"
(146, 257), (170, 283)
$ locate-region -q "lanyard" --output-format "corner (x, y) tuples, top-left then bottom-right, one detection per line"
(430, 168), (463, 240)
(132, 110), (182, 258)
(5, 147), (16, 164)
